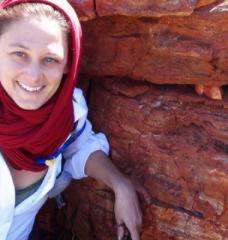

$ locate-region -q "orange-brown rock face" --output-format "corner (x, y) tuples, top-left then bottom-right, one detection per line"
(74, 78), (227, 240)
(36, 1), (228, 239)
(80, 11), (228, 87)
(70, 0), (219, 19)
(68, 0), (95, 20)
(95, 0), (202, 17)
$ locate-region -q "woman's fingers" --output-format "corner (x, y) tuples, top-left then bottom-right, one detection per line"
(114, 177), (142, 240)
(116, 204), (142, 240)
(117, 223), (125, 240)
(129, 229), (140, 240)
(126, 218), (142, 240)
(195, 84), (223, 100)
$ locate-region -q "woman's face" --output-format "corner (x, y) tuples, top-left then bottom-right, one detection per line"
(0, 16), (69, 110)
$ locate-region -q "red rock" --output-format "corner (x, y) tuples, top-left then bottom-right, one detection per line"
(68, 0), (95, 20)
(69, 0), (219, 19)
(86, 78), (228, 239)
(141, 205), (227, 239)
(196, 0), (218, 8)
(81, 10), (228, 87)
(95, 0), (198, 17)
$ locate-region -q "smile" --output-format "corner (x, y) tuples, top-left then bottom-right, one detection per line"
(17, 81), (44, 93)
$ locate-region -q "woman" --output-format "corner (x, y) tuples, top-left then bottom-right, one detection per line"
(0, 0), (142, 239)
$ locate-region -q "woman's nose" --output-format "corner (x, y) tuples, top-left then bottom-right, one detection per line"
(25, 62), (43, 83)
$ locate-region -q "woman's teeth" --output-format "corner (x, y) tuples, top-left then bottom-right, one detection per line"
(18, 82), (43, 92)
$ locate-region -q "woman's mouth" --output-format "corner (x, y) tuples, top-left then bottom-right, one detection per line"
(17, 81), (44, 93)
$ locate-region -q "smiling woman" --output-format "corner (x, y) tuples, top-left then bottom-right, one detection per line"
(0, 1), (142, 240)
(0, 17), (69, 110)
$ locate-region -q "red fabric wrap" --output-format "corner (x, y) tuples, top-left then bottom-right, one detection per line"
(0, 0), (82, 171)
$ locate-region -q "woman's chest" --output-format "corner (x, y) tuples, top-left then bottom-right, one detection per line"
(7, 164), (48, 190)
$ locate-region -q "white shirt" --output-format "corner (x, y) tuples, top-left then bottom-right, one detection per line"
(0, 88), (109, 240)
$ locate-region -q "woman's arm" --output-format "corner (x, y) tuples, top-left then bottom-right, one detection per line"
(85, 150), (142, 240)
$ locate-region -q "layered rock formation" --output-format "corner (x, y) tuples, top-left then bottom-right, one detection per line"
(37, 1), (228, 239)
(79, 1), (227, 99)
(87, 78), (228, 240)
(69, 0), (220, 19)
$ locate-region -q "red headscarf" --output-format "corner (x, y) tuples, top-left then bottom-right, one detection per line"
(0, 0), (82, 171)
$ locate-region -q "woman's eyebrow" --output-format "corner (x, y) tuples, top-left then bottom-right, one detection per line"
(46, 52), (61, 56)
(9, 43), (29, 49)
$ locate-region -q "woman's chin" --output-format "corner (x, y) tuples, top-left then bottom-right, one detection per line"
(14, 99), (44, 110)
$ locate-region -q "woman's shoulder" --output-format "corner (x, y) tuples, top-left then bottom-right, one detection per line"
(73, 88), (87, 106)
(72, 88), (88, 121)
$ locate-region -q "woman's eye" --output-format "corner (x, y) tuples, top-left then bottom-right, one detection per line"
(13, 51), (26, 58)
(44, 57), (59, 64)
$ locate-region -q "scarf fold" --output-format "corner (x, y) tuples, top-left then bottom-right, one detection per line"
(0, 0), (82, 171)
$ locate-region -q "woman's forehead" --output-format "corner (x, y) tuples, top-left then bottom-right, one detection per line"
(5, 16), (66, 39)
(1, 17), (68, 54)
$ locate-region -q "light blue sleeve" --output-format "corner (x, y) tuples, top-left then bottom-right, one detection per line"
(62, 88), (110, 179)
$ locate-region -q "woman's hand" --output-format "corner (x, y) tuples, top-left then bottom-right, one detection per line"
(85, 150), (142, 239)
(114, 178), (142, 240)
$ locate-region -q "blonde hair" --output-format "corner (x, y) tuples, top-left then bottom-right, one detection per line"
(0, 3), (69, 35)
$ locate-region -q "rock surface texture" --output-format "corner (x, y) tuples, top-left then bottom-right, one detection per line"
(87, 78), (228, 240)
(36, 1), (228, 239)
